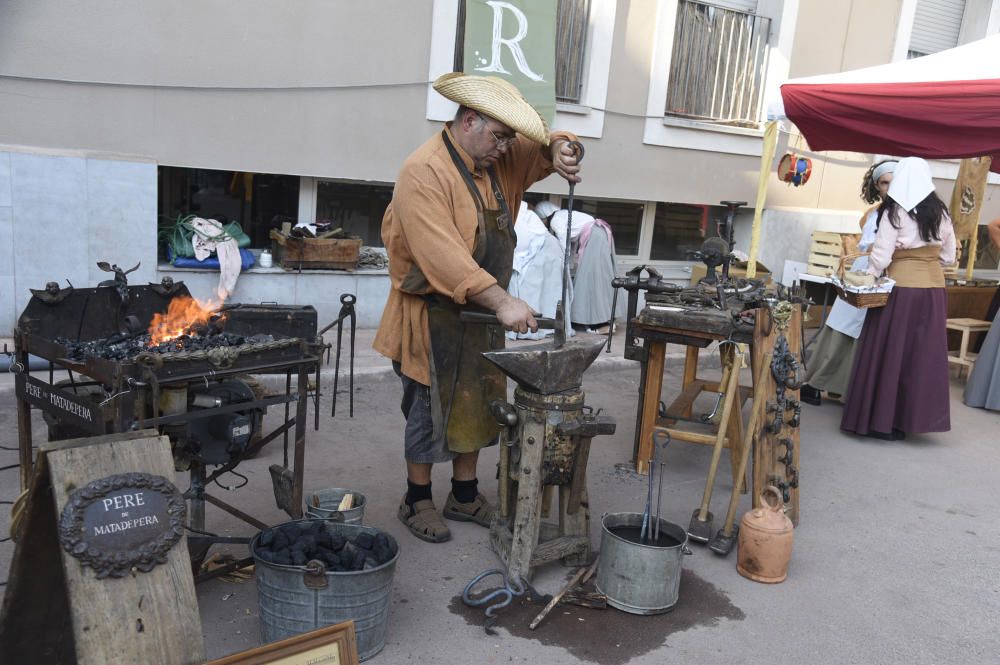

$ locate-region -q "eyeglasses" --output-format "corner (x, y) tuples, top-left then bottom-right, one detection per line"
(478, 114), (517, 149)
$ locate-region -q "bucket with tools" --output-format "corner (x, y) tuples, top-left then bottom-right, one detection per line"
(596, 430), (689, 614)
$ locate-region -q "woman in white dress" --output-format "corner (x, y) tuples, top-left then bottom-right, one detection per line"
(801, 159), (897, 405)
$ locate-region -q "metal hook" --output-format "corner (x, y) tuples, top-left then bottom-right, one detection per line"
(462, 569), (526, 635)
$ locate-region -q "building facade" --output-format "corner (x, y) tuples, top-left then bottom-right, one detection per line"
(1, 0), (998, 332)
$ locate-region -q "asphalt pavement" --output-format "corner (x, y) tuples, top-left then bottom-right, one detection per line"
(0, 328), (997, 664)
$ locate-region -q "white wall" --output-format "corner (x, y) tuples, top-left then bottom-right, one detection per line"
(0, 148), (157, 334)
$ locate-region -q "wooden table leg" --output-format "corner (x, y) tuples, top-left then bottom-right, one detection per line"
(636, 340), (666, 475)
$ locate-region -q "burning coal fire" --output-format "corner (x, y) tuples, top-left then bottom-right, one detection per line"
(148, 296), (223, 345)
(56, 296), (276, 361)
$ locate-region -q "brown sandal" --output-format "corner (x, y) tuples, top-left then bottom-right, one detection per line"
(442, 492), (495, 527)
(397, 496), (451, 543)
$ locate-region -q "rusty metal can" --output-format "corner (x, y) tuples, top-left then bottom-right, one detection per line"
(736, 486), (794, 583)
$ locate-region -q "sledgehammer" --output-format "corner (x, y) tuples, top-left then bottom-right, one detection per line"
(687, 344), (744, 543)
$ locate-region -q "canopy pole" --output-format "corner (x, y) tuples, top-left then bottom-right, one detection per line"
(966, 232), (979, 281)
(746, 120), (779, 279)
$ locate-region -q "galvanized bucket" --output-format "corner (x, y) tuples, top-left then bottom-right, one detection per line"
(305, 487), (367, 524)
(595, 512), (688, 615)
(251, 519), (399, 661)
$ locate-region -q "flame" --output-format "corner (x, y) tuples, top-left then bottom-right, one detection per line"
(148, 296), (223, 345)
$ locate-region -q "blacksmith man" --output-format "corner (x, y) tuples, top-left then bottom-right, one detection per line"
(373, 73), (581, 543)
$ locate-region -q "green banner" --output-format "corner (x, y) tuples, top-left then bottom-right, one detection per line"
(464, 0), (557, 128)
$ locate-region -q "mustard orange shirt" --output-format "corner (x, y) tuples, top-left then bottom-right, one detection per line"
(372, 124), (576, 385)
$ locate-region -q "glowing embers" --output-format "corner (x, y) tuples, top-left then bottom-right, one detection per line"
(148, 296), (224, 346)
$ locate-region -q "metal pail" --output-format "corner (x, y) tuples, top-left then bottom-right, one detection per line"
(305, 487), (367, 524)
(595, 512), (687, 615)
(251, 519), (399, 661)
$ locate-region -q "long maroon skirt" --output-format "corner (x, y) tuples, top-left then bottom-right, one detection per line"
(841, 287), (950, 435)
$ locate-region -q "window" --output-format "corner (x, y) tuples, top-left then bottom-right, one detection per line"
(650, 203), (709, 261)
(559, 197), (643, 255)
(315, 181), (394, 248)
(157, 167), (299, 253)
(907, 0), (967, 59)
(959, 226), (1000, 271)
(665, 0), (771, 127)
(454, 0), (592, 103)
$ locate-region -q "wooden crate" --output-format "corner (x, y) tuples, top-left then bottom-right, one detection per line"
(807, 231), (860, 277)
(270, 229), (362, 270)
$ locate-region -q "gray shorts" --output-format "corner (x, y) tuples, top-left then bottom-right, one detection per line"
(393, 362), (456, 464)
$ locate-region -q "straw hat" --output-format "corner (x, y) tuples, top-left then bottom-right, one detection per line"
(433, 72), (550, 146)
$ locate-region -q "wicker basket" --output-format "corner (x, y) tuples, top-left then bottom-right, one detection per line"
(834, 253), (890, 309)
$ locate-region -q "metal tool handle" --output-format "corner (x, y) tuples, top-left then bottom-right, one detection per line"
(459, 311), (557, 329)
(559, 141), (586, 347)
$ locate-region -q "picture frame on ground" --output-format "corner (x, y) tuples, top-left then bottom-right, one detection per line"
(204, 620), (359, 665)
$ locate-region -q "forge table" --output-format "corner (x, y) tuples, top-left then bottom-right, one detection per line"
(629, 303), (803, 524)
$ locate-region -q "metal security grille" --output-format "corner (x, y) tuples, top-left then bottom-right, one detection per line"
(665, 0), (771, 127)
(908, 0), (967, 58)
(555, 0), (590, 103)
(454, 0), (591, 104)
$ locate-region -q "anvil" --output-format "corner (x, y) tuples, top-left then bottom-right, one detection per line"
(483, 338), (606, 395)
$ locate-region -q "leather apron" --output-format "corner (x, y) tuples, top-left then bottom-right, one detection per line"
(887, 245), (945, 288)
(410, 130), (516, 455)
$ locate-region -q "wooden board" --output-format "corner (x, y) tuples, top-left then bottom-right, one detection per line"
(0, 430), (204, 665)
(811, 231), (842, 244)
(752, 306), (801, 525)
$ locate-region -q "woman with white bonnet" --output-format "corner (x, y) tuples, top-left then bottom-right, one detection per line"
(801, 158), (897, 404)
(841, 157), (956, 440)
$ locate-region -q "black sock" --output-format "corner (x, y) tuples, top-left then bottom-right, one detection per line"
(452, 478), (478, 503)
(406, 480), (432, 507)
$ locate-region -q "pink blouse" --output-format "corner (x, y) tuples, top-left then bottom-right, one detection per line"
(867, 208), (956, 276)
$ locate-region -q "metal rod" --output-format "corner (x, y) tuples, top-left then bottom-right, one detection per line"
(654, 459), (665, 542)
(291, 362), (309, 519)
(283, 370), (292, 466)
(348, 305), (356, 418)
(332, 316), (343, 417)
(640, 458), (655, 542)
(203, 493), (270, 531)
(559, 141), (585, 348)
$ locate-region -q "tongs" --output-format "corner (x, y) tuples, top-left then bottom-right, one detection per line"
(640, 429), (671, 543)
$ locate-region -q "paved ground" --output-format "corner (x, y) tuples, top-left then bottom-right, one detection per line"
(1, 329), (998, 664)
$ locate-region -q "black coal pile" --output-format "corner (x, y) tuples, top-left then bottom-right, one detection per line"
(254, 520), (397, 572)
(54, 329), (277, 361)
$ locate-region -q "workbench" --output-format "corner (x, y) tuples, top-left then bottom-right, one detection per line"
(630, 303), (802, 524)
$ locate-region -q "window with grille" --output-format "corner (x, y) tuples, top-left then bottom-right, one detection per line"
(454, 0), (591, 103)
(665, 0), (771, 127)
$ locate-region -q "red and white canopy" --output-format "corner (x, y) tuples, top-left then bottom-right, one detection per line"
(777, 35), (1000, 172)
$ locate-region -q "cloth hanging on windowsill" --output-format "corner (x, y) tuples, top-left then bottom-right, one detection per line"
(190, 216), (242, 300)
